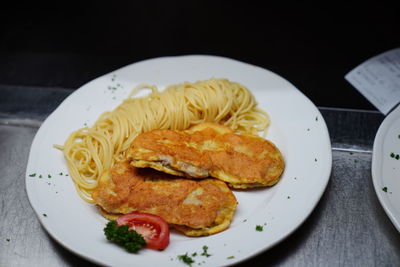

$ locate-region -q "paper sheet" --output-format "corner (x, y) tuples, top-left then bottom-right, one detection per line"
(345, 48), (400, 115)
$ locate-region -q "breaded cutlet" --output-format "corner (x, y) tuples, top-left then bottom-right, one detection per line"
(91, 161), (237, 236)
(127, 122), (284, 189)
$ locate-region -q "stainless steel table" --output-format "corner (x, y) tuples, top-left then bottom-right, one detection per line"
(1, 86), (399, 266)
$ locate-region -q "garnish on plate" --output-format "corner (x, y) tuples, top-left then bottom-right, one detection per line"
(104, 221), (146, 253)
(201, 245), (211, 257)
(116, 212), (170, 250)
(103, 212), (170, 252)
(256, 225), (264, 231)
(177, 253), (195, 266)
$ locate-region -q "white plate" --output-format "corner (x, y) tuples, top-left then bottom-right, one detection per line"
(372, 104), (400, 232)
(26, 55), (332, 266)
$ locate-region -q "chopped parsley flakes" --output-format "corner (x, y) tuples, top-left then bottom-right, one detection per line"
(256, 225), (263, 231)
(382, 187), (388, 192)
(177, 253), (195, 266)
(177, 245), (212, 266)
(29, 172), (68, 179)
(201, 245), (211, 257)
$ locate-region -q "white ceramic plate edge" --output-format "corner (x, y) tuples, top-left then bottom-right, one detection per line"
(372, 104), (400, 232)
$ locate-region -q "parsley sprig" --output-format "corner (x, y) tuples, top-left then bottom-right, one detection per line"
(104, 221), (146, 253)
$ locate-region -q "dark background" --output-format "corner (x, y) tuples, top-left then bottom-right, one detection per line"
(0, 2), (399, 111)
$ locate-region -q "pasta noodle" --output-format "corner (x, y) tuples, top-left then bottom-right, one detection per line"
(58, 78), (270, 202)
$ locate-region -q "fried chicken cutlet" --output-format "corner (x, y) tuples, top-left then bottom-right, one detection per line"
(127, 122), (284, 189)
(92, 161), (237, 236)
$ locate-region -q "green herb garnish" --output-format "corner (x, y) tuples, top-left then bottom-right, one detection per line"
(177, 253), (195, 266)
(256, 225), (263, 231)
(29, 173), (36, 177)
(43, 213), (47, 217)
(48, 174), (52, 178)
(201, 245), (211, 257)
(227, 256), (235, 259)
(382, 187), (388, 192)
(104, 221), (146, 253)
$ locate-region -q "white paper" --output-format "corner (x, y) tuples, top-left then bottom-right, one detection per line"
(345, 48), (400, 115)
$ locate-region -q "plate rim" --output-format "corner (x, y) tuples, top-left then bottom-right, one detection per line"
(372, 104), (400, 232)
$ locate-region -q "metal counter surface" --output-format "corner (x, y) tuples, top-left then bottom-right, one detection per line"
(0, 86), (399, 266)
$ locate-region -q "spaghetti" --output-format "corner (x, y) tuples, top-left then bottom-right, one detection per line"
(58, 78), (270, 202)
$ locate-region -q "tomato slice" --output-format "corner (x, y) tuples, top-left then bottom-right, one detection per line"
(116, 212), (170, 250)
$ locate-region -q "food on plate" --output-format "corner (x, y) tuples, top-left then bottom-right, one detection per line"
(104, 212), (170, 251)
(128, 122), (284, 188)
(104, 220), (146, 252)
(58, 78), (269, 202)
(116, 212), (170, 250)
(92, 161), (238, 236)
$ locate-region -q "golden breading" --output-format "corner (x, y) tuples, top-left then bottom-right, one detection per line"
(127, 122), (285, 188)
(91, 162), (237, 236)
